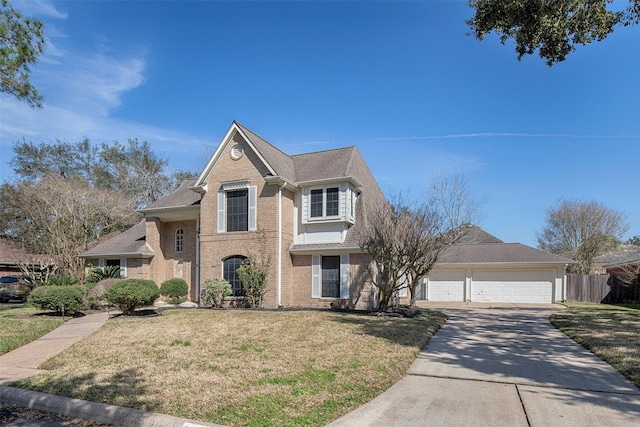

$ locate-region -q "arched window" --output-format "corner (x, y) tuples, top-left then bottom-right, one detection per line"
(175, 228), (184, 253)
(223, 255), (246, 297)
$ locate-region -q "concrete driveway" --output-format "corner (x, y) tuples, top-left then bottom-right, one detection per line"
(329, 302), (640, 427)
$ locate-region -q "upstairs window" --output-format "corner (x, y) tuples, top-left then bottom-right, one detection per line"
(175, 228), (184, 252)
(217, 183), (257, 233)
(310, 187), (339, 218)
(226, 190), (248, 232)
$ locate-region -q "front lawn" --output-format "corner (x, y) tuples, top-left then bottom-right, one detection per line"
(0, 306), (65, 355)
(550, 303), (640, 387)
(14, 309), (446, 426)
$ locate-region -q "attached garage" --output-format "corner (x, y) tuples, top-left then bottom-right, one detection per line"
(427, 270), (465, 301)
(470, 269), (553, 303)
(419, 226), (573, 304)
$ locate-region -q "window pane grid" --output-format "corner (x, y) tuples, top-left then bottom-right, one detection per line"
(227, 190), (248, 232)
(223, 256), (246, 297)
(310, 189), (323, 218)
(175, 229), (183, 252)
(321, 256), (340, 298)
(326, 187), (339, 216)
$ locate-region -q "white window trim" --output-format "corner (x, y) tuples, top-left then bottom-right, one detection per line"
(311, 254), (350, 299)
(98, 258), (126, 278)
(302, 184), (356, 225)
(217, 183), (257, 233)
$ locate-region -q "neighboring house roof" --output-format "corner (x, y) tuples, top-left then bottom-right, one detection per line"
(78, 221), (153, 258)
(601, 246), (640, 268)
(0, 234), (52, 268)
(456, 225), (504, 244)
(437, 242), (574, 265)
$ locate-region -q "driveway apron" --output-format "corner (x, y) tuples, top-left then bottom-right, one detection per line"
(329, 303), (640, 427)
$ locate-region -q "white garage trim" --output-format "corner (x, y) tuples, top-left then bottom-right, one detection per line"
(470, 269), (553, 303)
(427, 270), (466, 302)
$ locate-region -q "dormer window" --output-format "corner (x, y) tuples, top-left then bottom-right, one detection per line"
(310, 187), (339, 218)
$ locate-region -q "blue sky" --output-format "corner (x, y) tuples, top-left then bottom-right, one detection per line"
(1, 0), (639, 247)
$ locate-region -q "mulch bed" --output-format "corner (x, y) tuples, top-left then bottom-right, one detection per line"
(6, 309), (106, 320)
(0, 402), (113, 426)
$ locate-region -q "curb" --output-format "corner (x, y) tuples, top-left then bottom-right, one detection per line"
(0, 385), (225, 427)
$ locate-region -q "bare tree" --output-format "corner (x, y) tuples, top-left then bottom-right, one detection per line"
(537, 199), (629, 274)
(359, 173), (483, 311)
(0, 175), (138, 279)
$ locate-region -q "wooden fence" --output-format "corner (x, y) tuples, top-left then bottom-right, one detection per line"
(566, 274), (638, 303)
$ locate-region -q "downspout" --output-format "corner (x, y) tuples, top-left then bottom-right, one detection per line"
(277, 183), (284, 308)
(195, 217), (201, 305)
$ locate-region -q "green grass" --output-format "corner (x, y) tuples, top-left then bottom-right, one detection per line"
(551, 303), (640, 387)
(0, 305), (65, 355)
(14, 308), (446, 426)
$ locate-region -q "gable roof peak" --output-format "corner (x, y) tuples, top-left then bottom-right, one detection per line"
(233, 121), (292, 160)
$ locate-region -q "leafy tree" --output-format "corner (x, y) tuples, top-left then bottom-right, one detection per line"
(0, 0), (45, 107)
(359, 173), (483, 311)
(467, 0), (640, 66)
(537, 199), (629, 274)
(10, 138), (195, 209)
(627, 235), (640, 246)
(11, 138), (96, 181)
(0, 174), (138, 280)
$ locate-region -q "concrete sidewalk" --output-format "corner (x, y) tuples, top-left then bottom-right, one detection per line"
(329, 302), (640, 427)
(0, 312), (109, 386)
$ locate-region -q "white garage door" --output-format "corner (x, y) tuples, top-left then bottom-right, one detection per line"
(471, 270), (552, 303)
(428, 270), (465, 301)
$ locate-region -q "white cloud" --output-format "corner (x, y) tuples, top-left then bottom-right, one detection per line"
(14, 0), (67, 19)
(0, 5), (211, 182)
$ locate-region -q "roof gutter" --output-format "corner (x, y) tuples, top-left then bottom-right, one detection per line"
(78, 252), (155, 259)
(296, 176), (362, 190)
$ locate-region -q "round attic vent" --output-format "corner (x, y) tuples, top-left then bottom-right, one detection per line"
(230, 144), (244, 160)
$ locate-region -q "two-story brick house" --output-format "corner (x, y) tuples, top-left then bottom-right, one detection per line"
(80, 121), (384, 310)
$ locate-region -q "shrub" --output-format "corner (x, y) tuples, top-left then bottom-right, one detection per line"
(28, 285), (86, 315)
(46, 276), (78, 286)
(238, 257), (269, 308)
(106, 279), (160, 315)
(86, 266), (122, 284)
(201, 278), (232, 308)
(86, 278), (121, 309)
(159, 278), (189, 300)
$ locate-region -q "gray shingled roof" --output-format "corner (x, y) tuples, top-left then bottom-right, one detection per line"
(142, 178), (200, 210)
(236, 122), (365, 185)
(236, 122), (296, 182)
(437, 243), (573, 265)
(292, 147), (358, 182)
(601, 246), (640, 267)
(456, 225), (504, 244)
(79, 221), (152, 258)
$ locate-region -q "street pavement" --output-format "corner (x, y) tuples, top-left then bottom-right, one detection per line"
(329, 302), (640, 427)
